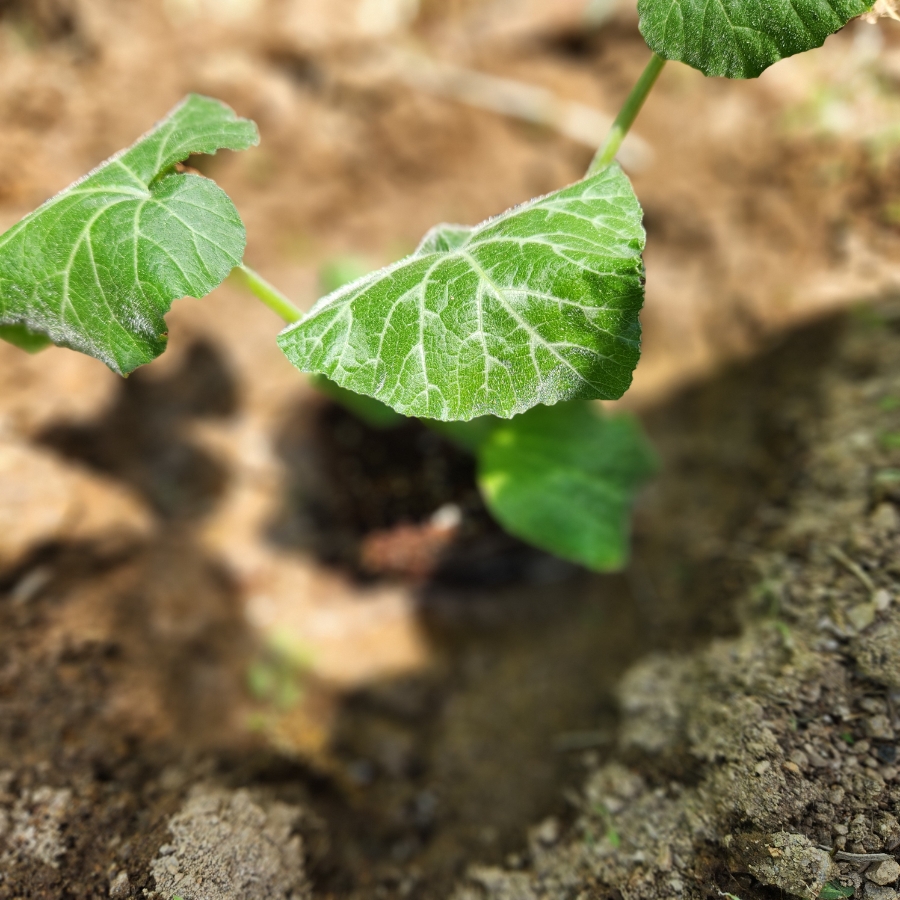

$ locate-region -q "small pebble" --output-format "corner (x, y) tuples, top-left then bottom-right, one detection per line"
(871, 503), (900, 533)
(656, 846), (673, 872)
(865, 883), (898, 900)
(849, 603), (878, 633)
(109, 872), (130, 899)
(869, 860), (900, 887)
(876, 744), (897, 765)
(867, 716), (895, 740)
(804, 743), (833, 767)
(534, 817), (560, 846)
(875, 589), (894, 611)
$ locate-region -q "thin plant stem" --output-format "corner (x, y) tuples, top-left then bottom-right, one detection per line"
(235, 263), (303, 324)
(588, 53), (666, 176)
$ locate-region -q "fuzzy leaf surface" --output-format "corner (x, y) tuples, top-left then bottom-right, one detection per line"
(0, 94), (259, 373)
(479, 403), (657, 571)
(278, 166), (645, 422)
(638, 0), (873, 78)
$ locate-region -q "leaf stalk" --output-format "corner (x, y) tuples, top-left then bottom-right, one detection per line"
(236, 263), (304, 324)
(588, 53), (666, 175)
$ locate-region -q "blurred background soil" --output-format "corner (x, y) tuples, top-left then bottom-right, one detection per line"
(3, 1), (900, 897)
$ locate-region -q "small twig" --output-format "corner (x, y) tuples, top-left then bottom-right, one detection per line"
(829, 546), (876, 596)
(834, 851), (895, 864)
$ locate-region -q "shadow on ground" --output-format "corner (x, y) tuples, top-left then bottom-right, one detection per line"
(0, 311), (845, 898)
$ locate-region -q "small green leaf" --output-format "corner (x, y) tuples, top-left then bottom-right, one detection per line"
(478, 402), (657, 571)
(637, 0), (874, 79)
(279, 166), (646, 422)
(820, 881), (855, 899)
(0, 94), (259, 374)
(0, 323), (52, 353)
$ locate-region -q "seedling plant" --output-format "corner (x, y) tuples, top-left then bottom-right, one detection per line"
(0, 0), (881, 571)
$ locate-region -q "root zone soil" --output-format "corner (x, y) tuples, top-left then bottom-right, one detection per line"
(0, 307), (873, 900)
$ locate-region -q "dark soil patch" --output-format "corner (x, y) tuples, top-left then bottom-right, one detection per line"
(36, 341), (238, 522)
(268, 401), (567, 586)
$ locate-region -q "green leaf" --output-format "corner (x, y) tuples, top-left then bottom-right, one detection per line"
(637, 0), (873, 79)
(820, 882), (855, 900)
(0, 94), (259, 374)
(478, 402), (657, 571)
(0, 323), (52, 353)
(279, 165), (646, 422)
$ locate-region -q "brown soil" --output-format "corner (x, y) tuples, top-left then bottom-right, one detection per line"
(456, 302), (900, 900)
(3, 2), (900, 899)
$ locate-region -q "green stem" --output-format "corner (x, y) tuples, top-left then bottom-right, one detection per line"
(235, 263), (304, 324)
(588, 53), (666, 176)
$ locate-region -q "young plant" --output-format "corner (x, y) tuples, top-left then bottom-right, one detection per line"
(0, 0), (879, 571)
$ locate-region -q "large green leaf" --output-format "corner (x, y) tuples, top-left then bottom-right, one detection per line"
(278, 165), (646, 422)
(0, 94), (259, 373)
(638, 0), (873, 79)
(478, 402), (657, 571)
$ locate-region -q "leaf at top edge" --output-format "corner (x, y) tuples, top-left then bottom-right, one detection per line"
(637, 0), (874, 79)
(278, 165), (646, 422)
(478, 402), (657, 571)
(0, 94), (259, 374)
